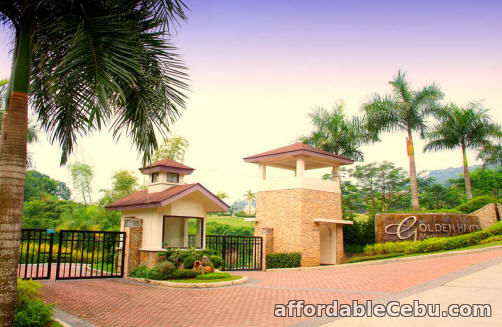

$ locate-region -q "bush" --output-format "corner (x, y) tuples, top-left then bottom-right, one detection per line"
(343, 214), (375, 248)
(195, 272), (232, 280)
(183, 256), (196, 269)
(15, 279), (54, 327)
(362, 221), (502, 256)
(344, 244), (365, 254)
(129, 265), (150, 278)
(209, 255), (223, 269)
(479, 235), (502, 244)
(158, 248), (220, 268)
(266, 252), (301, 268)
(455, 195), (498, 213)
(15, 299), (54, 327)
(16, 279), (42, 307)
(169, 269), (200, 279)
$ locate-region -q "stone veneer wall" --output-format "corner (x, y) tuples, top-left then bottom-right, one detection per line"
(471, 203), (502, 229)
(255, 188), (343, 267)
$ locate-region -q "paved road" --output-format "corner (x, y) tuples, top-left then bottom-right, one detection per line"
(39, 248), (502, 327)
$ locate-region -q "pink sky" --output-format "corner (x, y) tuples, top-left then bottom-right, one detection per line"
(0, 0), (501, 203)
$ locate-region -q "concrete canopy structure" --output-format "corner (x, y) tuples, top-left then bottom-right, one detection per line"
(106, 159), (229, 269)
(244, 142), (353, 267)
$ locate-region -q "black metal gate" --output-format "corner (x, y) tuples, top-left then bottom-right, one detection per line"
(206, 235), (263, 271)
(56, 230), (126, 280)
(18, 229), (54, 280)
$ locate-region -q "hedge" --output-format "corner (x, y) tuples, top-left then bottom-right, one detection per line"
(266, 252), (301, 268)
(455, 195), (499, 213)
(362, 220), (502, 256)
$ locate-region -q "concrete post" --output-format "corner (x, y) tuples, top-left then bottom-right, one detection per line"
(259, 164), (267, 181)
(123, 225), (143, 278)
(261, 227), (273, 271)
(296, 158), (305, 178)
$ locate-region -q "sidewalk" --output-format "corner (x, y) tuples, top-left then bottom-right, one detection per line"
(323, 261), (502, 326)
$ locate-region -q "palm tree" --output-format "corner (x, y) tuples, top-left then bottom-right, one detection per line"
(477, 142), (502, 169)
(424, 103), (502, 200)
(0, 1), (188, 323)
(363, 70), (443, 210)
(243, 190), (256, 215)
(300, 101), (374, 162)
(216, 192), (229, 200)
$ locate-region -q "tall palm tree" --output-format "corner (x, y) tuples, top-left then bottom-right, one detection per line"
(243, 190), (256, 215)
(477, 142), (502, 169)
(363, 70), (443, 211)
(216, 192), (229, 200)
(0, 1), (188, 323)
(424, 103), (502, 200)
(300, 101), (374, 162)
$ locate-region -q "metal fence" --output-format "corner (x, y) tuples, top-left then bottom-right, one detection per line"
(18, 229), (54, 280)
(56, 230), (126, 280)
(206, 235), (263, 271)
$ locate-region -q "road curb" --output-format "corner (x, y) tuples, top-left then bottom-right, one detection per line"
(127, 276), (248, 288)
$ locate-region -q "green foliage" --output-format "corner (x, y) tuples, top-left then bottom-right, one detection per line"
(450, 168), (502, 199)
(99, 170), (140, 206)
(182, 256), (196, 269)
(16, 279), (42, 307)
(14, 299), (54, 327)
(129, 265), (150, 278)
(348, 253), (402, 263)
(209, 255), (223, 269)
(24, 170), (71, 201)
(300, 101), (375, 161)
(169, 269), (200, 279)
(195, 272), (231, 280)
(479, 235), (502, 244)
(15, 279), (54, 327)
(69, 162), (94, 205)
(455, 195), (499, 213)
(342, 212), (375, 249)
(362, 221), (502, 256)
(266, 252), (302, 269)
(152, 136), (189, 163)
(158, 248), (220, 268)
(205, 221), (253, 236)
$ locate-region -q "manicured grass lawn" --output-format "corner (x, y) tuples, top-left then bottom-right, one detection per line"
(48, 320), (63, 327)
(207, 216), (255, 228)
(167, 275), (242, 283)
(347, 240), (502, 264)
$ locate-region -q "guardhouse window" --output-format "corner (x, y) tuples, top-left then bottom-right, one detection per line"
(166, 173), (179, 183)
(151, 173), (159, 183)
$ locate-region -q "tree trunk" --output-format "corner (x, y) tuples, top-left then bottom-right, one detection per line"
(407, 131), (420, 211)
(0, 23), (31, 325)
(462, 145), (473, 200)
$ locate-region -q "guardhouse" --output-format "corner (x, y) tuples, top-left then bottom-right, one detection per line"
(244, 143), (353, 266)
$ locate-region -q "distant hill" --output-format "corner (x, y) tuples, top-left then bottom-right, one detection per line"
(427, 165), (483, 184)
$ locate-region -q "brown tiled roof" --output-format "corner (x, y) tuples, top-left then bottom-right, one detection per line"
(105, 183), (229, 212)
(141, 158), (194, 171)
(243, 142), (353, 162)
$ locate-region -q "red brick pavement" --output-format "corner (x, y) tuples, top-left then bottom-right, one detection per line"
(39, 249), (502, 327)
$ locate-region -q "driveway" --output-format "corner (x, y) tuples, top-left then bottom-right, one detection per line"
(40, 248), (502, 327)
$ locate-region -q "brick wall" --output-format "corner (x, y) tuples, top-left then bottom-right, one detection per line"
(256, 188), (343, 267)
(471, 203), (501, 229)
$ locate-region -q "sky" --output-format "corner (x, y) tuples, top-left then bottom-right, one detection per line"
(0, 0), (501, 204)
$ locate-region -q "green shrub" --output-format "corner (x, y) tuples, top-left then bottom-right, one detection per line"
(348, 253), (402, 263)
(363, 244), (374, 256)
(156, 261), (175, 278)
(129, 265), (150, 278)
(169, 269), (200, 279)
(344, 244), (365, 254)
(479, 235), (502, 244)
(455, 195), (498, 213)
(15, 299), (54, 327)
(158, 248), (220, 268)
(16, 279), (42, 307)
(266, 252), (301, 268)
(343, 215), (375, 248)
(209, 255), (223, 269)
(183, 256), (196, 269)
(195, 272), (232, 280)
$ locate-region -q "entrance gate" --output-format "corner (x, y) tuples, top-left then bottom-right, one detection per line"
(206, 235), (263, 271)
(18, 229), (126, 280)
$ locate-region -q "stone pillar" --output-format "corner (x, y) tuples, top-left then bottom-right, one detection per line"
(296, 158), (305, 178)
(261, 227), (273, 270)
(335, 224), (345, 264)
(259, 164), (267, 180)
(124, 225), (142, 278)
